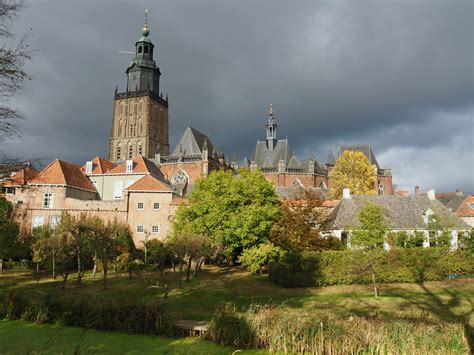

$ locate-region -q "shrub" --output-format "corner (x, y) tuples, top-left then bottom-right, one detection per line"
(238, 242), (283, 274)
(0, 290), (174, 336)
(269, 248), (474, 287)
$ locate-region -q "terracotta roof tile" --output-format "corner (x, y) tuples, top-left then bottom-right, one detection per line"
(81, 157), (116, 174)
(125, 174), (171, 192)
(30, 160), (96, 192)
(3, 166), (39, 186)
(106, 156), (162, 176)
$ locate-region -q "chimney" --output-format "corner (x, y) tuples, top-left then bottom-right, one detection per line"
(427, 189), (436, 200)
(456, 189), (463, 196)
(415, 185), (420, 196)
(343, 188), (351, 200)
(154, 153), (161, 165)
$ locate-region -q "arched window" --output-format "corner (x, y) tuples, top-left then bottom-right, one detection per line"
(138, 46), (142, 54)
(378, 182), (385, 195)
(138, 101), (143, 113)
(144, 46), (149, 54)
(171, 170), (189, 196)
(117, 146), (121, 160)
(120, 103), (125, 115)
(128, 146), (133, 159)
(138, 145), (143, 156)
(130, 125), (133, 136)
(291, 179), (303, 188)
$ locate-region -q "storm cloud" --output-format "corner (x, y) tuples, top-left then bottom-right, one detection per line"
(2, 0), (473, 193)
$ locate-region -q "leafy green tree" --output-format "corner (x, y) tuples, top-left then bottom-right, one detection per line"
(329, 150), (377, 199)
(173, 169), (280, 259)
(146, 239), (172, 297)
(458, 229), (474, 254)
(350, 203), (388, 298)
(238, 242), (283, 275)
(30, 226), (50, 280)
(387, 230), (425, 248)
(48, 227), (76, 289)
(427, 214), (452, 248)
(0, 196), (19, 273)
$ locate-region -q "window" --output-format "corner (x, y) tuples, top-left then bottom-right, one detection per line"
(49, 215), (60, 229)
(469, 202), (474, 210)
(32, 216), (44, 229)
(138, 46), (142, 54)
(138, 102), (143, 113)
(153, 202), (160, 210)
(151, 225), (160, 234)
(113, 180), (123, 199)
(117, 146), (121, 160)
(138, 145), (143, 156)
(120, 103), (125, 115)
(126, 160), (134, 173)
(43, 193), (53, 209)
(5, 186), (15, 195)
(128, 146), (133, 159)
(137, 225), (144, 233)
(144, 46), (149, 54)
(130, 125), (134, 136)
(85, 161), (93, 174)
(137, 202), (144, 210)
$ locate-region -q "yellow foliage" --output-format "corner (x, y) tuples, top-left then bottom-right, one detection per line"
(329, 150), (377, 199)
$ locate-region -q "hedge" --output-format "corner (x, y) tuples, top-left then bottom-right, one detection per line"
(269, 248), (474, 287)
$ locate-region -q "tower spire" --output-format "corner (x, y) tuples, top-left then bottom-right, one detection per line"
(142, 9), (150, 37)
(266, 103), (277, 151)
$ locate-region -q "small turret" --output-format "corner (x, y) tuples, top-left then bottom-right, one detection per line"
(266, 103), (278, 151)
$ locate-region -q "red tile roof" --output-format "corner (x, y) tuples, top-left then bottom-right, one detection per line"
(455, 195), (474, 217)
(125, 174), (171, 192)
(106, 156), (161, 175)
(3, 166), (39, 186)
(30, 160), (96, 192)
(81, 157), (116, 174)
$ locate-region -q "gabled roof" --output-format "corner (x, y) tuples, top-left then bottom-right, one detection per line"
(30, 160), (96, 192)
(287, 155), (301, 169)
(326, 150), (336, 165)
(106, 156), (162, 176)
(241, 158), (250, 168)
(3, 166), (39, 186)
(81, 157), (116, 175)
(252, 139), (291, 168)
(339, 145), (379, 169)
(125, 174), (171, 192)
(326, 195), (468, 230)
(172, 126), (215, 156)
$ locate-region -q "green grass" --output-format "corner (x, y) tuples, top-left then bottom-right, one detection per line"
(0, 320), (260, 354)
(1, 265), (473, 325)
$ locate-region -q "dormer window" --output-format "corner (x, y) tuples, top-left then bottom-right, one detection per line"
(126, 160), (134, 173)
(85, 161), (93, 174)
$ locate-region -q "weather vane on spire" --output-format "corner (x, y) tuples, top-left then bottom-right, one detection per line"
(269, 103), (274, 117)
(142, 9), (150, 37)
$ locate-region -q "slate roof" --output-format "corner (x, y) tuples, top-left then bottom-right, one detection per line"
(252, 139), (291, 167)
(327, 195), (469, 230)
(325, 150), (336, 165)
(172, 126), (215, 157)
(287, 155), (301, 169)
(81, 157), (116, 175)
(30, 160), (96, 192)
(3, 166), (39, 186)
(339, 144), (379, 169)
(125, 174), (171, 192)
(445, 195), (466, 212)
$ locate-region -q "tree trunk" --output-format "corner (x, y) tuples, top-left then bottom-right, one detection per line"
(371, 271), (378, 298)
(77, 253), (82, 284)
(52, 253), (56, 279)
(36, 262), (40, 283)
(186, 258), (192, 281)
(61, 272), (69, 290)
(92, 253), (97, 279)
(0, 259), (3, 274)
(193, 258), (200, 277)
(102, 255), (108, 289)
(178, 259), (183, 288)
(171, 259), (176, 272)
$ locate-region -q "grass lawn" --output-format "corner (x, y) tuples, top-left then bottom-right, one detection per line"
(1, 266), (471, 325)
(0, 320), (260, 354)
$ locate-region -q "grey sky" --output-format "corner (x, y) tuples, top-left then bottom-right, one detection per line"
(2, 0), (473, 193)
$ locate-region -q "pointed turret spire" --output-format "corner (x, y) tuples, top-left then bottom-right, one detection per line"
(266, 103), (277, 151)
(326, 149), (336, 166)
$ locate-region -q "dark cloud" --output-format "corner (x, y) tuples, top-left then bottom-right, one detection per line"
(2, 0), (473, 193)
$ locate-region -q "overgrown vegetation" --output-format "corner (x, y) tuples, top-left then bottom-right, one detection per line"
(207, 304), (469, 353)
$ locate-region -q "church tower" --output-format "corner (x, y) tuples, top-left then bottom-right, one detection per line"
(109, 11), (169, 161)
(266, 103), (277, 151)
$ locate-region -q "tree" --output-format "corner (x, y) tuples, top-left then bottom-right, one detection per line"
(0, 195), (19, 273)
(427, 214), (452, 248)
(48, 227), (76, 289)
(238, 242), (283, 275)
(55, 213), (93, 284)
(350, 203), (388, 298)
(0, 0), (31, 142)
(30, 226), (50, 281)
(146, 239), (172, 297)
(271, 188), (342, 251)
(173, 169), (280, 259)
(329, 150), (377, 199)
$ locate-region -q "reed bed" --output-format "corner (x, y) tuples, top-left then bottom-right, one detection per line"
(206, 304), (470, 354)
